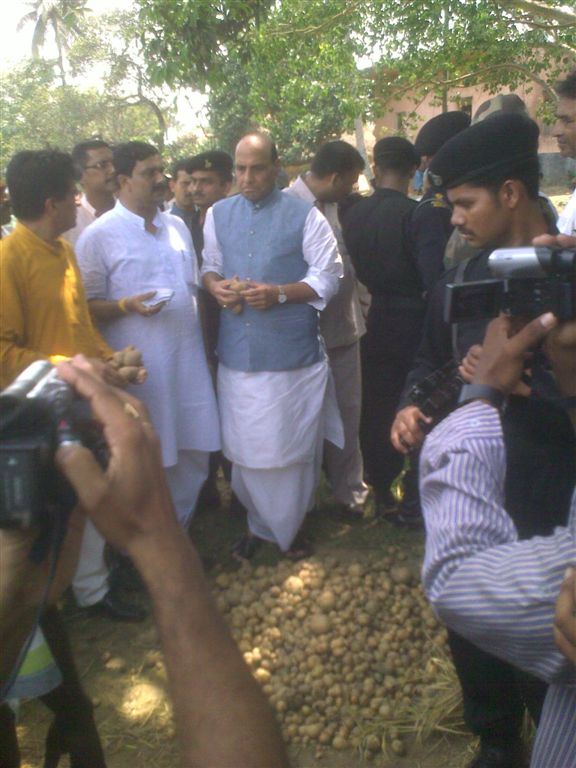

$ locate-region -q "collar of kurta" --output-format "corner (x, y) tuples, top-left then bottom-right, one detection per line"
(114, 199), (164, 231)
(79, 193), (96, 218)
(289, 174), (316, 204)
(12, 221), (69, 257)
(243, 187), (282, 211)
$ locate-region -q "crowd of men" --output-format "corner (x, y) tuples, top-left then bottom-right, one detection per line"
(0, 70), (575, 768)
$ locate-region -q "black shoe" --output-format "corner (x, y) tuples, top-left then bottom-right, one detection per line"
(387, 503), (424, 529)
(374, 492), (398, 518)
(468, 739), (527, 768)
(231, 534), (263, 562)
(334, 503), (365, 520)
(84, 591), (147, 623)
(229, 492), (248, 516)
(283, 534), (314, 561)
(109, 555), (146, 593)
(197, 479), (222, 509)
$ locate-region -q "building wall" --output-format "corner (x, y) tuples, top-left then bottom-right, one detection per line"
(367, 81), (574, 187)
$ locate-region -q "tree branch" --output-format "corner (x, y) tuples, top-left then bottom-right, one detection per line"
(379, 62), (560, 104)
(497, 0), (576, 27)
(266, 0), (364, 37)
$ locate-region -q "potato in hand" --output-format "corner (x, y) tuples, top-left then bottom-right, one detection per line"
(110, 345), (147, 384)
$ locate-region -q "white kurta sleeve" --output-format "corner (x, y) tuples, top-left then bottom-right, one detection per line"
(75, 229), (109, 300)
(200, 208), (224, 278)
(165, 212), (200, 288)
(300, 207), (343, 311)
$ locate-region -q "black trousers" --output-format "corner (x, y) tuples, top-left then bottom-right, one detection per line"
(448, 396), (576, 742)
(360, 298), (425, 502)
(0, 607), (107, 768)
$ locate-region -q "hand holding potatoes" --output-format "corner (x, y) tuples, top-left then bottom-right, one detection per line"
(109, 345), (147, 384)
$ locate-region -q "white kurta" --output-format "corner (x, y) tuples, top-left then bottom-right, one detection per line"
(63, 194), (97, 247)
(76, 202), (221, 523)
(202, 205), (344, 549)
(284, 176), (369, 509)
(63, 193), (107, 604)
(557, 187), (576, 237)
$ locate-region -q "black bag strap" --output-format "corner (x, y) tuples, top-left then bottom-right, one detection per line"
(451, 258), (469, 361)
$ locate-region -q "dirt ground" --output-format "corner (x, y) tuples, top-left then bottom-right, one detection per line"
(15, 482), (481, 768)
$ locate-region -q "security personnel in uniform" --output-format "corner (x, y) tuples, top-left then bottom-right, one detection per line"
(184, 151), (233, 261)
(342, 137), (422, 519)
(408, 111), (471, 294)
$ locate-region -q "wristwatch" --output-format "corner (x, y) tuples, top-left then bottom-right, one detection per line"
(277, 285), (287, 304)
(458, 383), (508, 412)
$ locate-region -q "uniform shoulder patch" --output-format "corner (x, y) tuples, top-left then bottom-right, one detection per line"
(431, 193), (450, 209)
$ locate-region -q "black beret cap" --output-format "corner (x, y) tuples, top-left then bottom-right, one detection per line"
(414, 111), (471, 157)
(188, 150), (233, 177)
(373, 136), (419, 167)
(428, 112), (539, 190)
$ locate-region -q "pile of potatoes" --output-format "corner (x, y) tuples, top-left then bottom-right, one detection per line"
(212, 547), (446, 759)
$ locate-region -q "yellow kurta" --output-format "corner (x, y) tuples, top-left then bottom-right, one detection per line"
(0, 222), (112, 388)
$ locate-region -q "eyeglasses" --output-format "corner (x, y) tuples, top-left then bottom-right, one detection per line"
(84, 160), (114, 171)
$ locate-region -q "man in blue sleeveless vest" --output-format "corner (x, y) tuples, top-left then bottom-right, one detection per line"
(202, 132), (344, 560)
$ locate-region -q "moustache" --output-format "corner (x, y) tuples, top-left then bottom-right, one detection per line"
(153, 182), (167, 194)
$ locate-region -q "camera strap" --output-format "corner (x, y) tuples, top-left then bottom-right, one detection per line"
(0, 507), (70, 703)
(450, 258), (469, 362)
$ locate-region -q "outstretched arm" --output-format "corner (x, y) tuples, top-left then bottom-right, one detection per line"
(55, 357), (289, 768)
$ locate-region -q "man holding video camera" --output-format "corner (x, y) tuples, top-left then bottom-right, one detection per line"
(421, 295), (576, 768)
(391, 113), (576, 767)
(0, 355), (290, 768)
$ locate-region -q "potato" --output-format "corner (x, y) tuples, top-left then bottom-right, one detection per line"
(309, 614), (330, 635)
(111, 350), (125, 368)
(229, 277), (249, 292)
(117, 365), (139, 382)
(226, 277), (248, 315)
(285, 576), (304, 593)
(317, 590), (336, 611)
(332, 735), (348, 750)
(365, 734), (381, 753)
(390, 564), (413, 585)
(123, 350), (142, 367)
(391, 738), (406, 756)
(254, 668), (271, 683)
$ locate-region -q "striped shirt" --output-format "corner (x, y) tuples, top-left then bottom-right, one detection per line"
(420, 401), (576, 768)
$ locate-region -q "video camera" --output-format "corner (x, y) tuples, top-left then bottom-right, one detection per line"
(445, 247), (575, 324)
(0, 361), (104, 530)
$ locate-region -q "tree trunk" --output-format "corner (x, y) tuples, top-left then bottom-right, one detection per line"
(442, 2), (449, 112)
(55, 34), (67, 87)
(354, 117), (373, 180)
